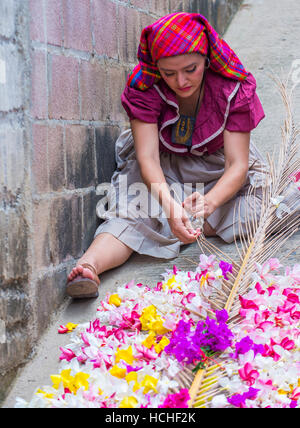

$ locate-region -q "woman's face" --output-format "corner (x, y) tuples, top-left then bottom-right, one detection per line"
(157, 53), (206, 99)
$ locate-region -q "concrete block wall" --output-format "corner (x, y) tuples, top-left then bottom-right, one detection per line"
(0, 0), (243, 403)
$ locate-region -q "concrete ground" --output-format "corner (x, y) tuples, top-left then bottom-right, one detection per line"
(3, 0), (300, 407)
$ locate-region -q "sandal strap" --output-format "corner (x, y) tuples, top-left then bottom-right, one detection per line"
(80, 263), (100, 285)
(80, 262), (97, 275)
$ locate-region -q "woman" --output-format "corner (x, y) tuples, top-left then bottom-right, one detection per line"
(66, 12), (267, 298)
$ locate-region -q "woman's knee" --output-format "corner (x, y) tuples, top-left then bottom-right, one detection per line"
(203, 221), (217, 237)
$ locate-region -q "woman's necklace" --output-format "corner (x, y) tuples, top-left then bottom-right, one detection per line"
(171, 73), (206, 150)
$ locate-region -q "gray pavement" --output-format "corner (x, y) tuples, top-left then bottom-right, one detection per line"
(3, 0), (300, 407)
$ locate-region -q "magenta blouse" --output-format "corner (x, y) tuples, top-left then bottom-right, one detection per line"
(121, 69), (265, 157)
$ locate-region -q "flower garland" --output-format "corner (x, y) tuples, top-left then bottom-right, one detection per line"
(212, 259), (300, 408)
(15, 256), (299, 408)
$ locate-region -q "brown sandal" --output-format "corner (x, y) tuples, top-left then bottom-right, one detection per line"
(66, 263), (100, 299)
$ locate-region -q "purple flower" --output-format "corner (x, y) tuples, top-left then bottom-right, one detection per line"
(159, 389), (190, 408)
(216, 309), (229, 323)
(231, 337), (265, 359)
(165, 311), (233, 364)
(219, 261), (233, 280)
(227, 388), (260, 408)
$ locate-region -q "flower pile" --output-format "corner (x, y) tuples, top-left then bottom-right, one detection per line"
(15, 256), (300, 408)
(15, 255), (232, 408)
(212, 259), (300, 408)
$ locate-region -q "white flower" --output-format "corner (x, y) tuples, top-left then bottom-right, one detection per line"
(211, 394), (228, 408)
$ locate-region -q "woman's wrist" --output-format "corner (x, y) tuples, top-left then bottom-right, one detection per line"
(203, 194), (218, 218)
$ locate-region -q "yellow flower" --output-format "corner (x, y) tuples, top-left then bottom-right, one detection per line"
(142, 331), (156, 349)
(109, 365), (127, 379)
(50, 369), (89, 394)
(154, 336), (170, 354)
(65, 322), (78, 332)
(109, 294), (122, 307)
(164, 275), (176, 289)
(200, 273), (209, 288)
(126, 372), (140, 392)
(36, 389), (54, 399)
(73, 372), (90, 392)
(141, 375), (158, 394)
(115, 346), (134, 365)
(119, 396), (138, 408)
(139, 305), (169, 335)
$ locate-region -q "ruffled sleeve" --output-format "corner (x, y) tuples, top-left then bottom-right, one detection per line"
(225, 72), (265, 132)
(121, 85), (164, 123)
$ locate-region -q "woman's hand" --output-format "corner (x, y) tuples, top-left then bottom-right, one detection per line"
(182, 192), (216, 221)
(167, 201), (201, 244)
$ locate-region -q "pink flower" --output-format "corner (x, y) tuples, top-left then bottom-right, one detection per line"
(262, 343), (281, 361)
(58, 325), (69, 334)
(287, 293), (299, 304)
(199, 254), (216, 270)
(239, 296), (259, 311)
(257, 321), (274, 332)
(280, 337), (295, 350)
(255, 282), (265, 295)
(159, 389), (190, 408)
(81, 332), (90, 346)
(134, 344), (157, 361)
(59, 347), (76, 361)
(119, 310), (142, 331)
(238, 362), (259, 386)
(181, 293), (196, 306)
(290, 387), (300, 401)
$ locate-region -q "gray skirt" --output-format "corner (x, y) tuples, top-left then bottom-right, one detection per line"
(94, 129), (269, 259)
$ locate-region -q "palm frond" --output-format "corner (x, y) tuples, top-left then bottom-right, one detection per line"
(186, 73), (300, 407)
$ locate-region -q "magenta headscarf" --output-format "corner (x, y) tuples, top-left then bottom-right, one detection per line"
(127, 12), (248, 91)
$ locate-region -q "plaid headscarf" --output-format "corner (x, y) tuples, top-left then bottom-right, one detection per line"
(127, 12), (248, 90)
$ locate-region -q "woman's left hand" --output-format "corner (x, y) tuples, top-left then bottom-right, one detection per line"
(182, 191), (216, 221)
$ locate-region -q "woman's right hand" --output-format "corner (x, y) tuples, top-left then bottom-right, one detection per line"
(167, 201), (201, 244)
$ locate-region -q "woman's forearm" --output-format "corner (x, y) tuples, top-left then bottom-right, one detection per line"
(139, 159), (176, 214)
(205, 164), (248, 212)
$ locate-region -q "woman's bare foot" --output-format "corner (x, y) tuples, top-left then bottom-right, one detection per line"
(67, 265), (96, 283)
(66, 264), (100, 299)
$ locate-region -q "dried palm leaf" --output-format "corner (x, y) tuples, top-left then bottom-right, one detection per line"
(185, 73), (300, 408)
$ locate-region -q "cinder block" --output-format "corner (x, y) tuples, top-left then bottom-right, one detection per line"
(31, 49), (48, 119)
(0, 0), (16, 38)
(49, 54), (80, 120)
(0, 327), (32, 374)
(32, 124), (49, 193)
(46, 0), (63, 46)
(108, 66), (128, 123)
(0, 44), (23, 112)
(65, 125), (96, 189)
(35, 266), (69, 335)
(32, 199), (52, 271)
(47, 125), (65, 192)
(0, 289), (30, 328)
(82, 190), (98, 251)
(80, 60), (107, 121)
(0, 210), (7, 281)
(63, 0), (92, 52)
(95, 125), (119, 184)
(93, 0), (118, 59)
(49, 194), (83, 264)
(29, 0), (45, 42)
(149, 0), (170, 16)
(118, 5), (140, 63)
(130, 0), (151, 11)
(7, 206), (29, 281)
(0, 124), (25, 194)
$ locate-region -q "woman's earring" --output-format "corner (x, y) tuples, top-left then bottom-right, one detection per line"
(205, 57), (210, 69)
